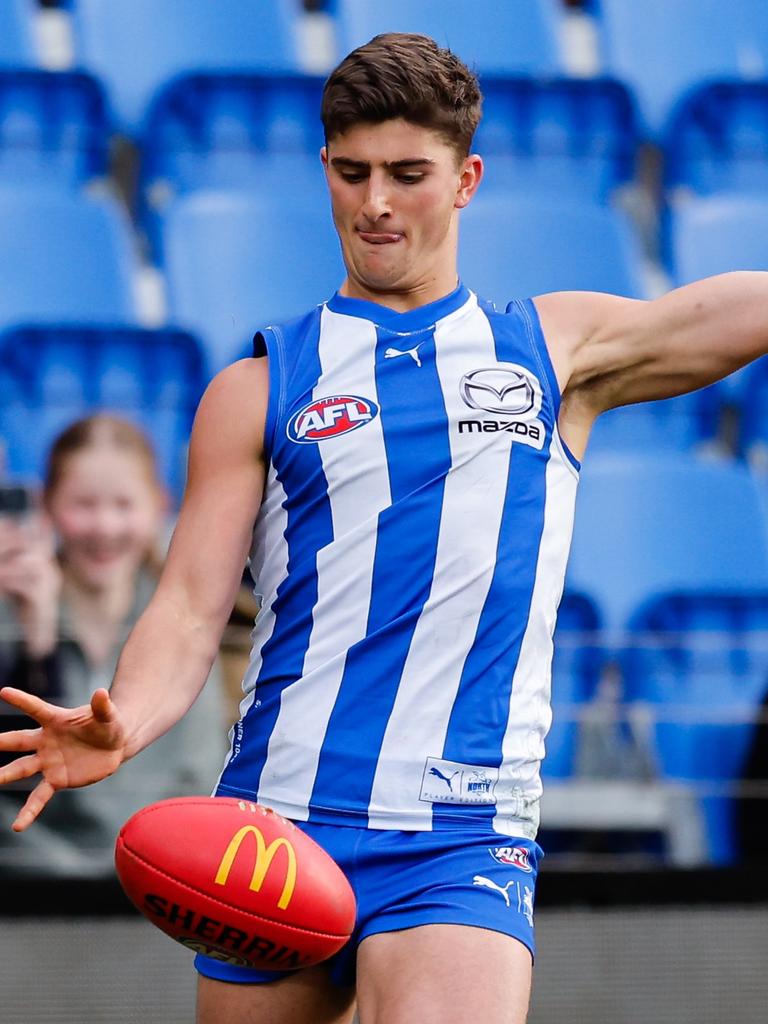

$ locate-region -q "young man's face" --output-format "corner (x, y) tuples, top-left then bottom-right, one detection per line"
(322, 119), (482, 303)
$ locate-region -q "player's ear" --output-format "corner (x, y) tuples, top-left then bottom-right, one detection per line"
(454, 154), (483, 210)
(320, 146), (328, 170)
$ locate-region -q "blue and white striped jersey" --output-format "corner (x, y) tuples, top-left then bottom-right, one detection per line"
(216, 283), (580, 838)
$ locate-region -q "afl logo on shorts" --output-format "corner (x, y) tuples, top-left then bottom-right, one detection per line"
(490, 846), (533, 872)
(287, 395), (379, 443)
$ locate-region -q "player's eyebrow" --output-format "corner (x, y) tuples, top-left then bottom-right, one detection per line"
(330, 157), (436, 170)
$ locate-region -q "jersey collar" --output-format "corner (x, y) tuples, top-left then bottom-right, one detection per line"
(326, 282), (471, 332)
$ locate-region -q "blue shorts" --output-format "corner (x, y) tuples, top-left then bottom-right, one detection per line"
(194, 820), (543, 988)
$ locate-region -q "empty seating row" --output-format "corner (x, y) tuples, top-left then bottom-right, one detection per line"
(549, 452), (768, 863)
(69, 0), (768, 138)
(3, 0), (568, 119)
(10, 67), (768, 226)
(5, 1), (768, 145)
(0, 325), (206, 500)
(595, 0), (768, 137)
(0, 68), (639, 211)
(550, 595), (767, 865)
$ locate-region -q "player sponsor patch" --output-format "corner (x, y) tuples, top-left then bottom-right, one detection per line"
(419, 757), (499, 805)
(489, 845), (533, 872)
(458, 363), (545, 450)
(287, 395), (379, 443)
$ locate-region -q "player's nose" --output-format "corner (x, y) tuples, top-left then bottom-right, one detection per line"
(360, 178), (392, 221)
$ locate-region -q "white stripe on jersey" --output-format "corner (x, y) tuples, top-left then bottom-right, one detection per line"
(256, 305), (392, 817)
(367, 296), (514, 829)
(492, 423), (579, 834)
(214, 463), (290, 791)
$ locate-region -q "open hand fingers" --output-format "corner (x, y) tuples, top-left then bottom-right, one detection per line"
(12, 779), (54, 833)
(0, 687), (56, 725)
(0, 728), (41, 752)
(0, 754), (41, 787)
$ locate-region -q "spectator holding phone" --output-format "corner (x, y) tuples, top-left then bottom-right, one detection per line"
(0, 484), (64, 693)
(0, 415), (225, 876)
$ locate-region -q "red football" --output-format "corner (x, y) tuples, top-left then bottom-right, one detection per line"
(115, 796), (356, 970)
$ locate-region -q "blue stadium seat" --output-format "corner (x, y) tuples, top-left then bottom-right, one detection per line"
(667, 195), (768, 285)
(596, 0), (768, 136)
(566, 454), (768, 638)
(0, 187), (139, 328)
(586, 389), (721, 457)
(140, 72), (326, 248)
(333, 0), (564, 74)
(567, 453), (768, 862)
(473, 77), (638, 203)
(622, 594), (768, 863)
(665, 82), (768, 199)
(71, 0), (300, 136)
(0, 325), (206, 499)
(0, 0), (36, 67)
(143, 73), (325, 197)
(0, 70), (109, 190)
(460, 196), (646, 304)
(545, 590), (604, 780)
(161, 188), (345, 371)
(734, 358), (768, 463)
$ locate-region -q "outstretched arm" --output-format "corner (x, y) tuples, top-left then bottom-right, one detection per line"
(108, 357), (268, 758)
(0, 357), (269, 830)
(536, 271), (768, 415)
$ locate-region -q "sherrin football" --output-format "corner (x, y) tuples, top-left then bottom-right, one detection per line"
(115, 797), (356, 970)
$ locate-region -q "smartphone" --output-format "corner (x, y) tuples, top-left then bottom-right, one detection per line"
(0, 485), (32, 519)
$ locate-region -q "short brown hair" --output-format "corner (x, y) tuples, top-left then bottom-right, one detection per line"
(321, 33), (482, 160)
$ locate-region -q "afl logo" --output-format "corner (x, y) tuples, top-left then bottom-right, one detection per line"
(287, 394), (379, 443)
(490, 846), (533, 872)
(460, 365), (541, 417)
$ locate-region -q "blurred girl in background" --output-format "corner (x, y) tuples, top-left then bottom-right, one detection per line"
(0, 414), (226, 876)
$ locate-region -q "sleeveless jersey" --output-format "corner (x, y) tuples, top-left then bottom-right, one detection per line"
(216, 283), (580, 838)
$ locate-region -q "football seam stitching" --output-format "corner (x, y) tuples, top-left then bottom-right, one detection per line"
(119, 844), (350, 940)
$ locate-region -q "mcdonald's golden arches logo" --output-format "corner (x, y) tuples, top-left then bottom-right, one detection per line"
(214, 826), (297, 910)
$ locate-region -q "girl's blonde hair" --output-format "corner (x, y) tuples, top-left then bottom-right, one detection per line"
(44, 414), (166, 575)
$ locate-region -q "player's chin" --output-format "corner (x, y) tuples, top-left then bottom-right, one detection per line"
(352, 258), (411, 293)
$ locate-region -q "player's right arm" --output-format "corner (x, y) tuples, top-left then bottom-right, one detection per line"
(0, 357), (269, 831)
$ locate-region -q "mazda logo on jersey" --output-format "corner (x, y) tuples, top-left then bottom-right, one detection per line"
(457, 363), (545, 451)
(459, 365), (542, 417)
(287, 395), (379, 443)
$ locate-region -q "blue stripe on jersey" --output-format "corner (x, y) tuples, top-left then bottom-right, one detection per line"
(221, 308), (335, 797)
(308, 323), (452, 819)
(253, 326), (282, 463)
(435, 307), (551, 829)
(509, 299), (562, 421)
(517, 298), (582, 471)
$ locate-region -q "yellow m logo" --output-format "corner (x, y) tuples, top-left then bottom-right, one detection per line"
(214, 826), (297, 910)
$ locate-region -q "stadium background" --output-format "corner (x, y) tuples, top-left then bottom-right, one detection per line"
(2, 1), (768, 1021)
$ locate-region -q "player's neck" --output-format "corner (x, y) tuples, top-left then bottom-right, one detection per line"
(339, 273), (460, 313)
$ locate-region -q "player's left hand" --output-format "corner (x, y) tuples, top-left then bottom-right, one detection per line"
(0, 686), (128, 831)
